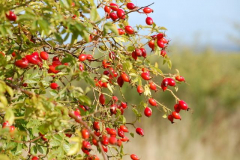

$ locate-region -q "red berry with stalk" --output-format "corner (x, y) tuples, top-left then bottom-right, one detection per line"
(146, 17), (153, 25)
(81, 128), (90, 139)
(178, 100), (189, 110)
(79, 54), (87, 61)
(144, 107), (152, 117)
(99, 94), (106, 105)
(50, 83), (58, 89)
(117, 9), (126, 19)
(172, 111), (181, 120)
(109, 3), (119, 11)
(125, 26), (135, 34)
(40, 51), (48, 60)
(136, 128), (144, 136)
(137, 85), (144, 95)
(127, 3), (136, 10)
(109, 12), (118, 21)
(175, 76), (185, 82)
(143, 7), (153, 14)
(149, 98), (157, 106)
(104, 6), (111, 13)
(6, 11), (17, 21)
(168, 115), (174, 123)
(130, 154), (139, 160)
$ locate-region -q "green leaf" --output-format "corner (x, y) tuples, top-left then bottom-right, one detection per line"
(55, 65), (66, 70)
(90, 6), (100, 22)
(103, 22), (119, 36)
(130, 133), (134, 138)
(127, 46), (135, 51)
(4, 109), (14, 125)
(38, 19), (49, 35)
(37, 145), (47, 154)
(54, 33), (64, 44)
(79, 95), (91, 106)
(63, 143), (71, 153)
(61, 54), (74, 63)
(0, 154), (10, 160)
(67, 143), (81, 156)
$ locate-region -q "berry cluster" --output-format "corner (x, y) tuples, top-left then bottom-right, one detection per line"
(0, 1), (190, 160)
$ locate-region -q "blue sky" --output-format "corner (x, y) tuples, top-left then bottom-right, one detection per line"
(128, 0), (240, 50)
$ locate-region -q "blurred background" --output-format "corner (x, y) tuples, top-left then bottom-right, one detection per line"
(122, 0), (240, 160)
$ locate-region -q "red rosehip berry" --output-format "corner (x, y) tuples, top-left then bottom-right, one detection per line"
(143, 7), (153, 14)
(118, 129), (124, 138)
(117, 76), (124, 87)
(157, 33), (165, 40)
(40, 51), (48, 60)
(120, 102), (127, 109)
(135, 48), (142, 57)
(118, 28), (125, 35)
(148, 98), (157, 106)
(174, 104), (181, 113)
(6, 11), (17, 21)
(157, 40), (165, 48)
(121, 72), (130, 82)
(130, 154), (139, 160)
(161, 50), (167, 57)
(132, 51), (138, 61)
(140, 48), (147, 58)
(31, 156), (39, 160)
(125, 26), (134, 34)
(175, 76), (185, 82)
(168, 115), (174, 123)
(79, 54), (87, 61)
(167, 78), (176, 86)
(109, 136), (117, 145)
(146, 17), (153, 25)
(126, 3), (136, 10)
(148, 39), (155, 50)
(109, 3), (118, 11)
(99, 94), (105, 105)
(137, 85), (144, 95)
(136, 127), (144, 136)
(81, 128), (90, 139)
(172, 111), (181, 120)
(178, 100), (189, 110)
(104, 6), (111, 13)
(149, 81), (157, 91)
(50, 83), (58, 89)
(109, 12), (118, 21)
(15, 58), (29, 68)
(101, 135), (109, 146)
(141, 72), (151, 80)
(144, 107), (152, 117)
(93, 121), (100, 131)
(117, 9), (126, 19)
(120, 125), (128, 132)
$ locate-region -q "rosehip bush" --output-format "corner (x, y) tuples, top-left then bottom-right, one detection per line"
(0, 0), (189, 160)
